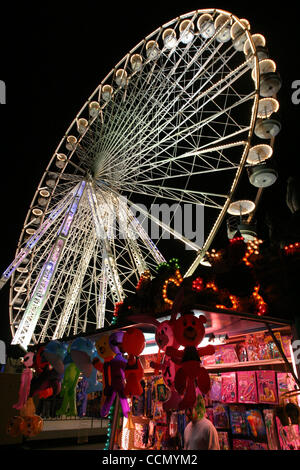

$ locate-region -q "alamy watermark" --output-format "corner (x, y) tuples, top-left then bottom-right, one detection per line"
(0, 80), (6, 104)
(291, 80), (300, 105)
(292, 340), (300, 366)
(96, 195), (204, 250)
(0, 340), (6, 364)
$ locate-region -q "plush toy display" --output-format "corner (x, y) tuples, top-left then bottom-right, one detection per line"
(56, 351), (80, 417)
(76, 377), (89, 417)
(122, 328), (145, 398)
(70, 337), (96, 378)
(150, 319), (182, 411)
(20, 415), (44, 437)
(93, 335), (115, 372)
(92, 334), (115, 407)
(100, 331), (130, 418)
(6, 416), (25, 437)
(30, 346), (62, 399)
(166, 312), (215, 410)
(86, 363), (103, 394)
(44, 340), (68, 375)
(13, 352), (35, 410)
(128, 313), (182, 410)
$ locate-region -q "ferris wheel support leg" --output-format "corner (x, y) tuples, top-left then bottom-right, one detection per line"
(0, 184), (81, 291)
(87, 182), (125, 305)
(52, 230), (96, 340)
(11, 181), (87, 349)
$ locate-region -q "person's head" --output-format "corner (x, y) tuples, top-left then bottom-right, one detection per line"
(186, 394), (206, 423)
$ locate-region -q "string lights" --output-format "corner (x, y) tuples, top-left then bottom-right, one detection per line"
(284, 242), (300, 255)
(243, 238), (263, 267)
(192, 239), (267, 315)
(252, 285), (267, 316)
(112, 301), (123, 326)
(162, 269), (183, 306)
(192, 277), (204, 291)
(136, 270), (151, 291)
(156, 258), (181, 272)
(103, 401), (116, 450)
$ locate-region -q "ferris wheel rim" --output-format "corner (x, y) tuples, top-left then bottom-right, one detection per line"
(47, 7), (260, 270)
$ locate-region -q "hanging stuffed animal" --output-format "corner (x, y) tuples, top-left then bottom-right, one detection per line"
(13, 352), (35, 410)
(166, 312), (215, 410)
(100, 331), (130, 418)
(149, 319), (182, 411)
(70, 337), (96, 378)
(43, 340), (68, 376)
(76, 377), (89, 417)
(56, 349), (80, 417)
(86, 366), (103, 394)
(30, 346), (62, 399)
(93, 335), (115, 373)
(11, 350), (44, 438)
(122, 328), (145, 398)
(92, 334), (115, 408)
(128, 313), (182, 411)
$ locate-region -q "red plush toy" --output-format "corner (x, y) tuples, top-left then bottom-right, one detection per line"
(166, 312), (215, 410)
(122, 328), (145, 397)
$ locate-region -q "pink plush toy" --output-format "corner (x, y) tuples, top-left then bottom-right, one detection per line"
(13, 352), (35, 410)
(149, 319), (182, 411)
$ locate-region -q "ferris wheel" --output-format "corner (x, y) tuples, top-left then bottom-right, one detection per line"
(1, 9), (281, 350)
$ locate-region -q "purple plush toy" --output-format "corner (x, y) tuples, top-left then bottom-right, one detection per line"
(100, 331), (130, 418)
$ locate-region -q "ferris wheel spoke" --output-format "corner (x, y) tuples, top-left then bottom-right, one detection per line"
(113, 192), (166, 265)
(122, 71), (251, 172)
(118, 204), (148, 276)
(124, 183), (227, 206)
(99, 32), (200, 156)
(98, 49), (237, 169)
(123, 135), (249, 185)
(120, 182), (225, 210)
(108, 83), (252, 182)
(99, 39), (243, 171)
(122, 90), (254, 183)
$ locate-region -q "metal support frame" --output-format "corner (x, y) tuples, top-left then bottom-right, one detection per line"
(11, 181), (86, 349)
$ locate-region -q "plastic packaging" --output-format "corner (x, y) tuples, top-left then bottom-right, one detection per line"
(221, 372), (237, 403)
(237, 371), (258, 404)
(256, 370), (278, 404)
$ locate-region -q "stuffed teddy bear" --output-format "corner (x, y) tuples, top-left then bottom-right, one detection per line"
(166, 312), (215, 410)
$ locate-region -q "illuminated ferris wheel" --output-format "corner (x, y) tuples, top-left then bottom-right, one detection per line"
(0, 9), (281, 350)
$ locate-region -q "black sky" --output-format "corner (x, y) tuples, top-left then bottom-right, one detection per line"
(0, 1), (299, 346)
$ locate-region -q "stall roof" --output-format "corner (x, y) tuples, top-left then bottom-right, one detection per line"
(49, 308), (292, 347)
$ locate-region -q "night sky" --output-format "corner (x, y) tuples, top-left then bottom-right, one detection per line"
(0, 1), (299, 347)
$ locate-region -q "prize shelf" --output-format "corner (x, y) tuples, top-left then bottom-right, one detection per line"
(143, 358), (292, 375)
(205, 357), (292, 371)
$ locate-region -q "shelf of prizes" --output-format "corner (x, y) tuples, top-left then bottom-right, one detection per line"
(113, 327), (300, 451)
